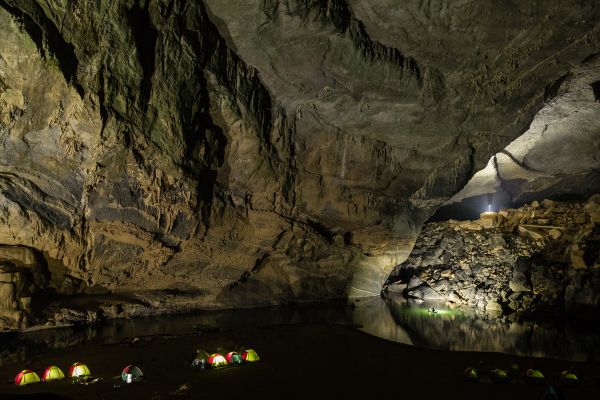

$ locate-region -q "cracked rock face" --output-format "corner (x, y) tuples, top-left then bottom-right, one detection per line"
(0, 0), (600, 328)
(388, 196), (600, 316)
(437, 58), (600, 219)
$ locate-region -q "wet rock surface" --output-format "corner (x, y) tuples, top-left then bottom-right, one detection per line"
(0, 1), (599, 329)
(387, 196), (600, 317)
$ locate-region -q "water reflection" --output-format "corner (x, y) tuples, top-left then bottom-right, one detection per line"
(2, 296), (600, 367)
(355, 295), (600, 362)
(0, 302), (353, 366)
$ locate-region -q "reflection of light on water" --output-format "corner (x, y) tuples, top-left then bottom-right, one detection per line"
(352, 294), (600, 362)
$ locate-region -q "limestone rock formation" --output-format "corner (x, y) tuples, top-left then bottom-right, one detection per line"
(387, 196), (600, 316)
(436, 60), (600, 220)
(0, 0), (600, 329)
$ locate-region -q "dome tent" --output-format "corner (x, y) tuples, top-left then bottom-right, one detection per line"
(122, 365), (144, 383)
(225, 351), (243, 365)
(14, 369), (41, 386)
(191, 349), (210, 368)
(242, 349), (260, 362)
(69, 362), (91, 378)
(207, 353), (228, 367)
(42, 365), (65, 381)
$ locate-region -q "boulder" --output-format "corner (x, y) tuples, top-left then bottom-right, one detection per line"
(407, 285), (446, 301)
(584, 195), (600, 223)
(386, 282), (408, 294)
(570, 245), (588, 269)
(549, 229), (562, 240)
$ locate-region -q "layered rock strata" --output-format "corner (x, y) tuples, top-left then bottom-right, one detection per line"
(1, 1), (600, 329)
(387, 196), (600, 316)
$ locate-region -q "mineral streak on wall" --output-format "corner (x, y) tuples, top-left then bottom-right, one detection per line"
(0, 0), (599, 329)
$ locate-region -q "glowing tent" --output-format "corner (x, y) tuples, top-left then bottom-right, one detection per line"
(225, 352), (243, 365)
(121, 365), (144, 383)
(241, 349), (260, 362)
(191, 349), (210, 368)
(69, 362), (91, 378)
(525, 368), (544, 382)
(42, 365), (65, 381)
(462, 367), (478, 382)
(14, 369), (41, 386)
(491, 369), (508, 383)
(207, 353), (228, 367)
(560, 371), (578, 385)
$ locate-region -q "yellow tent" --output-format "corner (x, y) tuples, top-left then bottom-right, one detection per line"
(242, 349), (260, 362)
(69, 362), (91, 378)
(14, 369), (41, 386)
(208, 353), (228, 367)
(43, 365), (65, 381)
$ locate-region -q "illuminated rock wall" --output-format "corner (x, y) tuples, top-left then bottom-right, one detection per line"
(0, 0), (599, 328)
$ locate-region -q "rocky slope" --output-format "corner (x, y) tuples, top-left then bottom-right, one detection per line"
(387, 196), (600, 316)
(0, 1), (600, 329)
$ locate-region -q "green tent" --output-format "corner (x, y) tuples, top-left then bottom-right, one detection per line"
(121, 365), (143, 383)
(462, 367), (478, 382)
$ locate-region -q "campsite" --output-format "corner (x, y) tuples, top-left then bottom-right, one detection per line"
(2, 320), (600, 400)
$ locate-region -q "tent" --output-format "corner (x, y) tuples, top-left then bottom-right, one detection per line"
(226, 352), (243, 365)
(242, 349), (260, 362)
(525, 369), (544, 382)
(560, 371), (578, 385)
(69, 362), (91, 378)
(462, 367), (478, 382)
(121, 365), (144, 383)
(207, 353), (228, 367)
(195, 349), (210, 360)
(491, 369), (508, 383)
(42, 365), (65, 381)
(191, 349), (210, 368)
(14, 370), (41, 386)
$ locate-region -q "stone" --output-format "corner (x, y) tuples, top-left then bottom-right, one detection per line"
(549, 229), (562, 240)
(570, 245), (588, 269)
(407, 285), (445, 301)
(407, 276), (425, 290)
(584, 195), (600, 223)
(486, 300), (503, 312)
(386, 282), (407, 294)
(518, 225), (545, 242)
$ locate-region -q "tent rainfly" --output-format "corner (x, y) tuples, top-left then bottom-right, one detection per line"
(42, 365), (65, 381)
(14, 370), (41, 386)
(69, 362), (91, 378)
(242, 349), (260, 362)
(207, 353), (228, 367)
(226, 352), (243, 365)
(122, 365), (144, 383)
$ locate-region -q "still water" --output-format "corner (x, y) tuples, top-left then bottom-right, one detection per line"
(2, 294), (600, 367)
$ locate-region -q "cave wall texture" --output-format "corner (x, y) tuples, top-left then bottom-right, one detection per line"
(0, 0), (599, 325)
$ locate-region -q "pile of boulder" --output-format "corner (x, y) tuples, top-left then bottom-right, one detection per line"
(386, 195), (600, 316)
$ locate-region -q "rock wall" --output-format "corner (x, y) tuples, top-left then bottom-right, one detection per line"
(1, 0), (600, 329)
(387, 196), (600, 316)
(435, 59), (600, 220)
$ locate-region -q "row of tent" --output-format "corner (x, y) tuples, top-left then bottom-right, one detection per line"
(15, 347), (261, 386)
(15, 363), (143, 386)
(463, 365), (579, 385)
(192, 349), (260, 368)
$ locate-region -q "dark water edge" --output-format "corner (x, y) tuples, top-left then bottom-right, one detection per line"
(2, 295), (600, 368)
